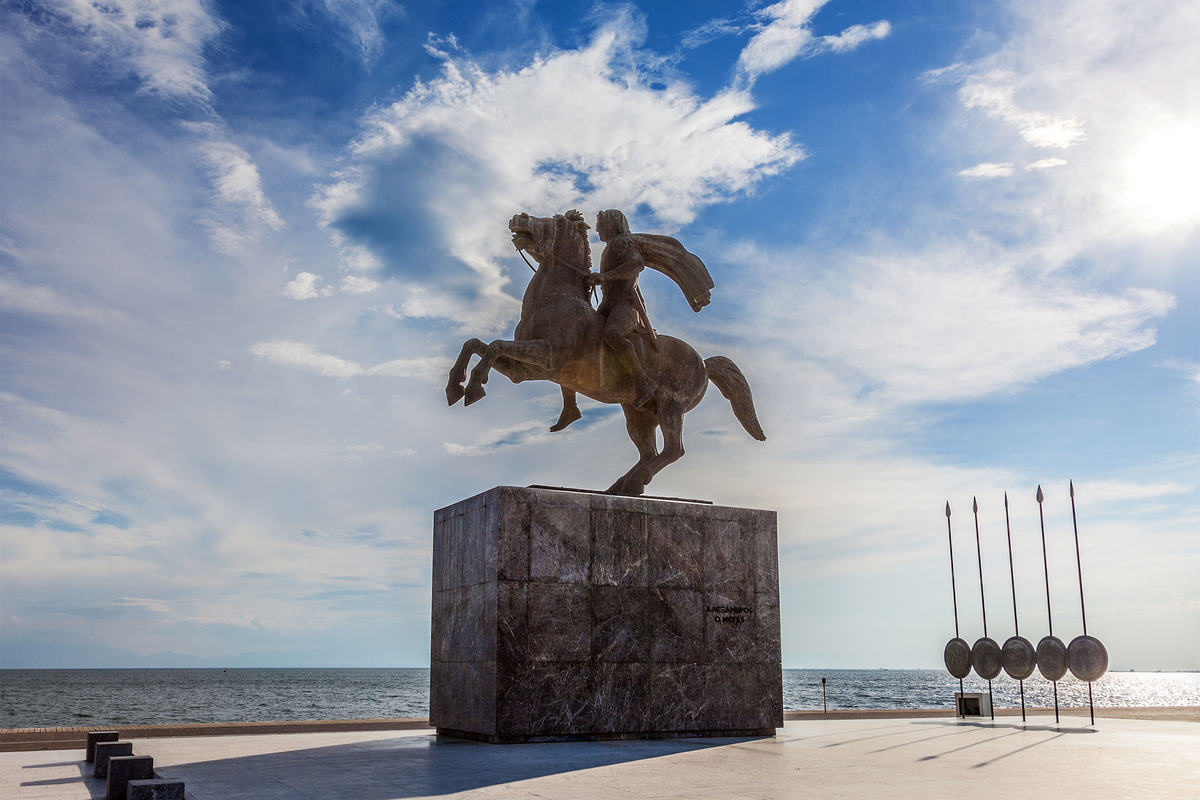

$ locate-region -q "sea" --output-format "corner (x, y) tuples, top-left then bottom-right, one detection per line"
(2, 669), (1197, 730)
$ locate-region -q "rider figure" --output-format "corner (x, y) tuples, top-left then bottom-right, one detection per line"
(590, 209), (657, 409)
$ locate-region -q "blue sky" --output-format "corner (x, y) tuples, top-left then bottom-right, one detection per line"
(1, 0), (1196, 670)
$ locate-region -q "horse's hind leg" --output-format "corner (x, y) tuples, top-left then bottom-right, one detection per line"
(447, 339), (486, 406)
(607, 405), (658, 496)
(635, 400), (685, 489)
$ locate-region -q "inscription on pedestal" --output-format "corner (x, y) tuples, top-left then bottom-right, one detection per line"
(430, 486), (782, 742)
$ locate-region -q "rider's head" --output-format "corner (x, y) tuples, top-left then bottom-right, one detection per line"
(596, 209), (630, 242)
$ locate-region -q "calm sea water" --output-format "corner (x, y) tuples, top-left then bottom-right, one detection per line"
(2, 668), (1197, 730)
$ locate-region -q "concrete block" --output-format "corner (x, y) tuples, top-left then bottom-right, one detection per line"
(93, 741), (133, 778)
(86, 730), (118, 762)
(430, 486), (781, 742)
(106, 754), (153, 800)
(126, 778), (185, 800)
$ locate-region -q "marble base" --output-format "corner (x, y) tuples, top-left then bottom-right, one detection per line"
(430, 486), (782, 743)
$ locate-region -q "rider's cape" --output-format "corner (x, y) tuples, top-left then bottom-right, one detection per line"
(631, 234), (714, 313)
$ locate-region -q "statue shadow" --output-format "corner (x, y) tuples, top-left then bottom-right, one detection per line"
(160, 732), (763, 798)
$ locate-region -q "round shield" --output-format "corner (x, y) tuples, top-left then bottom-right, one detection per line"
(1002, 635), (1036, 680)
(971, 637), (1002, 680)
(1037, 635), (1068, 681)
(944, 637), (972, 679)
(1068, 635), (1109, 682)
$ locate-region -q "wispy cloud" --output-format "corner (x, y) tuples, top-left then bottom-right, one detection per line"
(735, 0), (889, 85)
(248, 340), (450, 382)
(959, 72), (1087, 149)
(959, 162), (1014, 178)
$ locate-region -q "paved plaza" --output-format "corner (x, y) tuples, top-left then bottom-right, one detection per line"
(4, 715), (1196, 799)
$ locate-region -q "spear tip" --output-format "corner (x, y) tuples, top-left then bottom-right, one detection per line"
(1070, 479), (1075, 498)
(1036, 485), (1044, 503)
(945, 501), (951, 517)
(972, 497), (978, 513)
(1004, 491), (1009, 507)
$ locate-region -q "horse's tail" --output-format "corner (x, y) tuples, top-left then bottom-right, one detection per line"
(704, 356), (766, 441)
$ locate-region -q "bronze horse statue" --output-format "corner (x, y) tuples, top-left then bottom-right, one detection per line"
(445, 210), (765, 496)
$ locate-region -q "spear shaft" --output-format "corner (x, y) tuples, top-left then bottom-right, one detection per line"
(1004, 492), (1025, 722)
(946, 503), (960, 639)
(973, 497), (987, 638)
(1071, 480), (1096, 726)
(945, 502), (963, 702)
(1037, 484), (1059, 724)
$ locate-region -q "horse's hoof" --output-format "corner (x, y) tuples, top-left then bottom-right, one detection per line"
(463, 383), (486, 406)
(446, 384), (465, 406)
(606, 478), (645, 497)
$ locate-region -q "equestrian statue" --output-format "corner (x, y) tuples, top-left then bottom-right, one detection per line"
(445, 209), (765, 496)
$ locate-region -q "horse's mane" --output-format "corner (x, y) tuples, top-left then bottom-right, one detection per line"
(563, 209), (591, 265)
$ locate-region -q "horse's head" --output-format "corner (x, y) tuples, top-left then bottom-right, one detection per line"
(509, 210), (591, 270)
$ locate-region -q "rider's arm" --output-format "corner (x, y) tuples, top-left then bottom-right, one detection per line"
(594, 241), (645, 282)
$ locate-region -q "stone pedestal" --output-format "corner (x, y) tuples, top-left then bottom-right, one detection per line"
(430, 486), (782, 743)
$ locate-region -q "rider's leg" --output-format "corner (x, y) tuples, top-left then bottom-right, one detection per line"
(602, 314), (657, 408)
(551, 386), (581, 432)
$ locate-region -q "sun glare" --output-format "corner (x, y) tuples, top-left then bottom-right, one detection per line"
(1123, 126), (1200, 227)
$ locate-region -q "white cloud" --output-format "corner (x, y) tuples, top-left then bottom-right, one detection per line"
(960, 73), (1087, 149)
(249, 340), (363, 378)
(959, 162), (1015, 178)
(216, 360), (232, 370)
(44, 0), (221, 103)
(735, 1), (889, 84)
(1026, 157), (1067, 170)
(821, 21), (891, 53)
(312, 13), (803, 330)
(0, 279), (127, 324)
(443, 419), (554, 456)
(306, 0), (401, 63)
(282, 272), (326, 300)
(742, 245), (1175, 404)
(191, 127), (285, 231)
(248, 340), (450, 383)
(340, 275), (381, 294)
(21, 4), (284, 254)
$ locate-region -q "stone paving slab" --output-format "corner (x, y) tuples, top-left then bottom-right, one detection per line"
(3, 715), (1197, 799)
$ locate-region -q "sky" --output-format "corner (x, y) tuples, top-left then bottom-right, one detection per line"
(1, 0), (1197, 671)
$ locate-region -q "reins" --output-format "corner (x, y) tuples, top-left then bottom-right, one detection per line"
(517, 244), (598, 306)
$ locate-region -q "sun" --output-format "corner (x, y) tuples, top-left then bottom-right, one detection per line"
(1122, 125), (1200, 228)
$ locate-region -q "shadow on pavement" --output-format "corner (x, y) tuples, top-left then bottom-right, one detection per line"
(162, 732), (758, 799)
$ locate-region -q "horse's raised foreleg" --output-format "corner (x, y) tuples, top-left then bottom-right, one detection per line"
(607, 405), (658, 496)
(446, 338), (487, 406)
(464, 338), (553, 406)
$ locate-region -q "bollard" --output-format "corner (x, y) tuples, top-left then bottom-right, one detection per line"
(106, 754), (153, 800)
(86, 731), (119, 762)
(94, 741), (133, 778)
(127, 779), (186, 800)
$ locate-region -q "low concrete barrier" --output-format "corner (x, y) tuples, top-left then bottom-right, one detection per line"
(127, 779), (186, 800)
(86, 730), (119, 762)
(93, 740), (133, 778)
(106, 754), (153, 800)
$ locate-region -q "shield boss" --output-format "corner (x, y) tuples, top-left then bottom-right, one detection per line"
(1068, 635), (1108, 682)
(971, 637), (1002, 680)
(1037, 635), (1068, 681)
(944, 637), (972, 679)
(1002, 635), (1036, 680)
